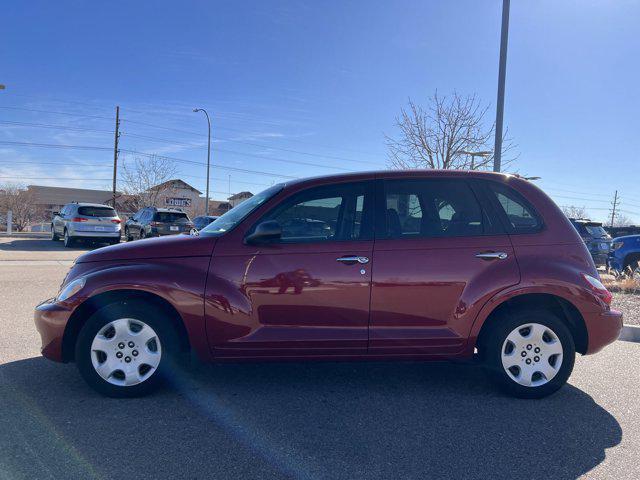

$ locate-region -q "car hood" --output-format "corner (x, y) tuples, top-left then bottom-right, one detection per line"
(76, 234), (217, 263)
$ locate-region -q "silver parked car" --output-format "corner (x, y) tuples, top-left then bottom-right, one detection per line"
(51, 203), (121, 248)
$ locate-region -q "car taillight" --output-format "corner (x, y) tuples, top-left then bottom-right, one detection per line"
(150, 221), (162, 227)
(581, 273), (612, 306)
(111, 219), (121, 224)
(72, 217), (88, 222)
(611, 241), (624, 250)
(185, 223), (194, 228)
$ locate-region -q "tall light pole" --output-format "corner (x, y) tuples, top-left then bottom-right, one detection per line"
(193, 108), (211, 215)
(493, 0), (510, 172)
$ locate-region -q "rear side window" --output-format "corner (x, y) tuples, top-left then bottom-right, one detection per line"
(154, 212), (189, 223)
(383, 179), (487, 238)
(487, 183), (542, 233)
(78, 206), (117, 217)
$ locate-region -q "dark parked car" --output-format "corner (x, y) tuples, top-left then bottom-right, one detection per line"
(569, 218), (612, 267)
(608, 234), (640, 275)
(192, 215), (219, 231)
(35, 171), (622, 399)
(124, 207), (194, 241)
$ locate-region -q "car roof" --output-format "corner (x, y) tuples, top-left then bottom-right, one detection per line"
(69, 202), (115, 208)
(281, 169), (521, 189)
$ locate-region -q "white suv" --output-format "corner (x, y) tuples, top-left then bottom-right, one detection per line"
(51, 203), (122, 248)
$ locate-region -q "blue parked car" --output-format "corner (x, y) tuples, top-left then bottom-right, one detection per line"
(608, 234), (640, 275)
(569, 219), (612, 267)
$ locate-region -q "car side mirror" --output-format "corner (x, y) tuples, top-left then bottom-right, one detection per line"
(52, 211), (59, 217)
(245, 220), (282, 245)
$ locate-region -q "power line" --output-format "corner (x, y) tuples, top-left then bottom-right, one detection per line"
(120, 118), (384, 165)
(0, 140), (111, 151)
(121, 149), (298, 179)
(0, 105), (114, 121)
(0, 120), (113, 135)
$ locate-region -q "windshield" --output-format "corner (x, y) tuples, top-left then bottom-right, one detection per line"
(200, 184), (284, 236)
(584, 225), (608, 237)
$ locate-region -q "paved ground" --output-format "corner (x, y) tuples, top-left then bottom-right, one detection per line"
(1, 237), (639, 479)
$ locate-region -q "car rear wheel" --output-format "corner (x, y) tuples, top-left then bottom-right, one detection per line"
(51, 225), (59, 241)
(63, 229), (75, 248)
(481, 310), (575, 399)
(75, 300), (178, 397)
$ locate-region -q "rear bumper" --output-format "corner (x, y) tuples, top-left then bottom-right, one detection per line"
(585, 309), (623, 354)
(68, 231), (121, 238)
(34, 299), (73, 362)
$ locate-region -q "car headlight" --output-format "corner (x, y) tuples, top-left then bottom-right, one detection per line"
(56, 277), (86, 302)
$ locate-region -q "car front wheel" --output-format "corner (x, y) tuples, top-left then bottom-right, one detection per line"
(481, 310), (575, 399)
(75, 300), (178, 397)
(51, 225), (59, 241)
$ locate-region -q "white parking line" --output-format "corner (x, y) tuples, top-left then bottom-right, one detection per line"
(0, 260), (74, 266)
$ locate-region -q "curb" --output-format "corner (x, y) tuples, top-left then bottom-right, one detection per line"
(619, 325), (640, 343)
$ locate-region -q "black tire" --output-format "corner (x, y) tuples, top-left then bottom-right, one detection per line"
(125, 227), (132, 242)
(75, 299), (181, 398)
(480, 309), (575, 399)
(63, 229), (75, 248)
(51, 225), (59, 241)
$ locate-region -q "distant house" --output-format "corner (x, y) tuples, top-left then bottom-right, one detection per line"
(228, 191), (253, 207)
(27, 185), (118, 217)
(209, 200), (233, 216)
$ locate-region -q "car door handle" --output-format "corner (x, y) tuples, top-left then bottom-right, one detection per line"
(336, 256), (370, 264)
(475, 252), (508, 260)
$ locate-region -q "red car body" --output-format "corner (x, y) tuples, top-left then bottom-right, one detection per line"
(35, 171), (622, 369)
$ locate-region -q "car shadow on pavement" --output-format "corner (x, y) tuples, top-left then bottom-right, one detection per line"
(0, 357), (621, 480)
(0, 238), (96, 252)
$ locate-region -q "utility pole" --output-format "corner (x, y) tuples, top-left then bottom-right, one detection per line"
(493, 0), (510, 172)
(112, 106), (120, 208)
(610, 190), (619, 227)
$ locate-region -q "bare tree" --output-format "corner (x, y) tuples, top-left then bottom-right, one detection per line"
(121, 155), (178, 212)
(561, 205), (589, 219)
(613, 213), (633, 227)
(0, 183), (42, 231)
(386, 92), (516, 171)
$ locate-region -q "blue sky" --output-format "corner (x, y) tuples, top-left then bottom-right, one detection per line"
(1, 0), (639, 223)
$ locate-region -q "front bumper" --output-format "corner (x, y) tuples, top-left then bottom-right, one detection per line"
(589, 252), (609, 267)
(34, 299), (73, 362)
(585, 309), (623, 354)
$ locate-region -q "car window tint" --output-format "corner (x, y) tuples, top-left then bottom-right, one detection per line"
(488, 184), (541, 232)
(78, 206), (116, 217)
(154, 212), (189, 223)
(383, 179), (484, 238)
(261, 182), (372, 243)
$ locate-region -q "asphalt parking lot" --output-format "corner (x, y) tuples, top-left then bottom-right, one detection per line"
(1, 235), (639, 479)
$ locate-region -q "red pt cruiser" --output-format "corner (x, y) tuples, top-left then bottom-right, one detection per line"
(34, 171), (622, 398)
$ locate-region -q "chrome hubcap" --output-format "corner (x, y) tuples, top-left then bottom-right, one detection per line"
(501, 323), (563, 387)
(90, 318), (162, 386)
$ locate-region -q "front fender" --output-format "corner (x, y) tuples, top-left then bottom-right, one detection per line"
(64, 257), (212, 361)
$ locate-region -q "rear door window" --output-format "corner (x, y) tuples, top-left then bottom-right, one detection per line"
(382, 179), (487, 238)
(78, 206), (117, 217)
